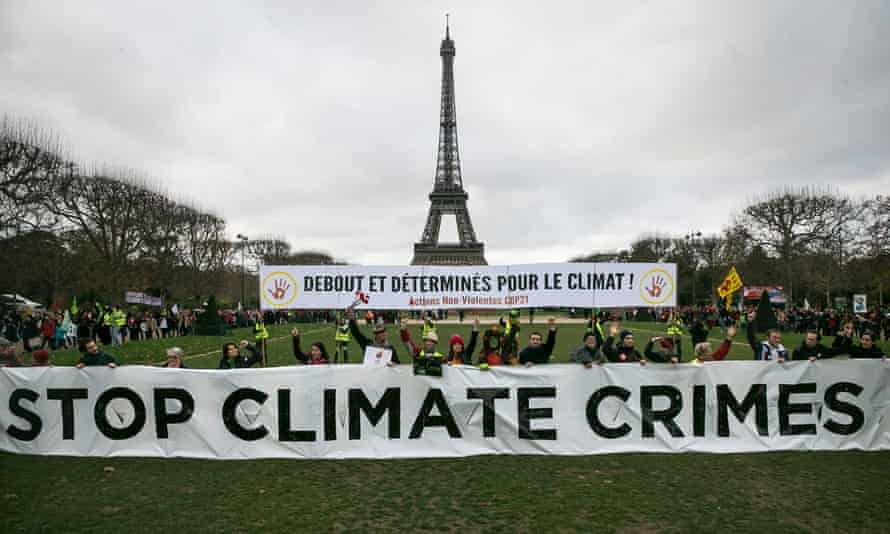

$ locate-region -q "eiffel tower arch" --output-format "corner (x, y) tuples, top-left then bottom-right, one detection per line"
(411, 20), (487, 266)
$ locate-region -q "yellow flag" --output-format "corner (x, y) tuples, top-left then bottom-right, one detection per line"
(717, 267), (743, 298)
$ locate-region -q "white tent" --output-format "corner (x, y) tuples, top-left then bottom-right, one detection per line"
(0, 293), (44, 310)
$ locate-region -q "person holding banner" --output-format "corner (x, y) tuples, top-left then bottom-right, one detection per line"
(400, 319), (444, 375)
(478, 325), (508, 368)
(792, 330), (851, 361)
(644, 336), (681, 364)
(161, 347), (187, 368)
(499, 311), (522, 365)
(832, 326), (886, 359)
(690, 326), (736, 363)
(517, 317), (557, 367)
(445, 317), (479, 365)
(76, 340), (118, 368)
(217, 340), (262, 369)
(333, 314), (352, 363)
(746, 311), (788, 362)
(348, 314), (400, 365)
(570, 330), (604, 368)
(291, 328), (330, 365)
(603, 323), (646, 364)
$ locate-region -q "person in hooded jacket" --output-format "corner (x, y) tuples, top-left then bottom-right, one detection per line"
(603, 323), (646, 364)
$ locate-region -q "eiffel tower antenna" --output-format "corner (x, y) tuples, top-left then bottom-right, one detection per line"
(411, 19), (486, 265)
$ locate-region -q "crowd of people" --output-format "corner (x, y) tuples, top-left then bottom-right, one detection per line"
(1, 302), (886, 370)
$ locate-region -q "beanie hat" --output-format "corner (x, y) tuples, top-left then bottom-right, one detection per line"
(582, 332), (596, 342)
(659, 338), (674, 349)
(449, 334), (464, 348)
(373, 323), (386, 334)
(619, 330), (632, 343)
(31, 349), (50, 366)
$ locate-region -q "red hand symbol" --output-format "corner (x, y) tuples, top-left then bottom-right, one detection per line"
(268, 279), (290, 300)
(645, 276), (666, 299)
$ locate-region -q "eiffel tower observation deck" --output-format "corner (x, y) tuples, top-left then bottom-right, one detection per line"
(411, 18), (487, 266)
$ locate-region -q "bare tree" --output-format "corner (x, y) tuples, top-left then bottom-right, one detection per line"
(0, 117), (71, 236)
(735, 187), (840, 302)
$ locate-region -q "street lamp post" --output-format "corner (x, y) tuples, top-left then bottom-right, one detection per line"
(685, 231), (702, 306)
(236, 234), (249, 309)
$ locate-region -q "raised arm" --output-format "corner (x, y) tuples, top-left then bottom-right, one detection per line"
(543, 317), (557, 357)
(349, 318), (370, 350)
(291, 329), (308, 364)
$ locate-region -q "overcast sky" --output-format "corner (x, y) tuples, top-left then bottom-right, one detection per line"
(2, 1), (889, 264)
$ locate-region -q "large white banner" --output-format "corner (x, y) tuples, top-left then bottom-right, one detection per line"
(2, 361), (888, 459)
(258, 263), (677, 310)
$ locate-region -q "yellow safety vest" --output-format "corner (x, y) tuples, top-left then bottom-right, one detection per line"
(422, 322), (437, 337)
(254, 321), (269, 340)
(335, 323), (351, 343)
(112, 311), (126, 327)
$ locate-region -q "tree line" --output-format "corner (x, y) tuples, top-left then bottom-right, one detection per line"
(574, 187), (889, 308)
(1, 117), (337, 307)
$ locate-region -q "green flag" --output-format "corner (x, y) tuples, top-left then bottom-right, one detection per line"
(70, 296), (78, 315)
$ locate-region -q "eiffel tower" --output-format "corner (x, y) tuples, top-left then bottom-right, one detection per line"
(411, 19), (487, 266)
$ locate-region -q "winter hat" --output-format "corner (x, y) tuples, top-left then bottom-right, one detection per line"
(373, 323), (387, 334)
(619, 330), (633, 344)
(582, 332), (596, 342)
(449, 334), (464, 348)
(423, 332), (439, 343)
(659, 338), (674, 349)
(31, 349), (49, 366)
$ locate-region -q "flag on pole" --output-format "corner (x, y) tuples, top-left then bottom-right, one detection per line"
(717, 266), (744, 310)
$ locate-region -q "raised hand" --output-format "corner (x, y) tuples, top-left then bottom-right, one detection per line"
(473, 316), (480, 329)
(548, 316), (556, 328)
(726, 326), (736, 338)
(239, 340), (249, 348)
(610, 322), (619, 337)
(291, 328), (300, 337)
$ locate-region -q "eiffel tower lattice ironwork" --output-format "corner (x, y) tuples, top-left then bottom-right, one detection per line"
(411, 19), (487, 266)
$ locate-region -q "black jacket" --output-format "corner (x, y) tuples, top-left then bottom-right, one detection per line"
(603, 337), (644, 363)
(447, 330), (478, 365)
(518, 329), (557, 364)
(832, 336), (886, 358)
(218, 344), (261, 369)
(78, 350), (117, 366)
(791, 340), (848, 360)
(644, 338), (682, 363)
(348, 319), (400, 364)
(690, 322), (709, 345)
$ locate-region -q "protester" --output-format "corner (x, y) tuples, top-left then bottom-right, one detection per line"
(348, 312), (400, 365)
(644, 336), (681, 363)
(253, 312), (269, 365)
(333, 314), (352, 363)
(833, 328), (886, 359)
(400, 318), (444, 375)
(217, 340), (262, 369)
(0, 337), (23, 367)
(30, 348), (51, 366)
(746, 311), (788, 362)
(570, 331), (604, 368)
(792, 330), (850, 361)
(161, 347), (187, 368)
(41, 313), (56, 349)
(76, 339), (118, 368)
(291, 328), (329, 365)
(478, 325), (507, 367)
(603, 323), (646, 364)
(518, 317), (557, 367)
(690, 326), (736, 362)
(445, 317), (479, 365)
(689, 319), (710, 345)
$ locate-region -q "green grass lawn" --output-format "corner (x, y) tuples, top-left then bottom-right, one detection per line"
(5, 319), (890, 533)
